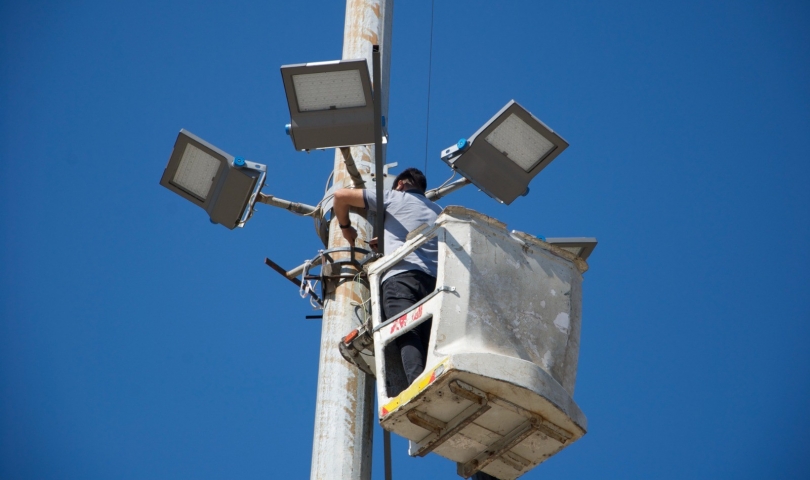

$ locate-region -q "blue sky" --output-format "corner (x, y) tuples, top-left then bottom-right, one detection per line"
(2, 1), (808, 478)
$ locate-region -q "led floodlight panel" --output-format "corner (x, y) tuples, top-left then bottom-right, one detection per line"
(281, 59), (376, 151)
(545, 237), (598, 260)
(441, 100), (568, 205)
(160, 130), (267, 229)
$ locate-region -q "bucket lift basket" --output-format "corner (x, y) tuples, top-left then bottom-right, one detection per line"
(361, 206), (593, 479)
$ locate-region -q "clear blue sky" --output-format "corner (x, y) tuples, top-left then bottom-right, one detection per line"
(2, 1), (808, 478)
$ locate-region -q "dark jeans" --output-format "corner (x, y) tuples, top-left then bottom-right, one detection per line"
(382, 270), (436, 385)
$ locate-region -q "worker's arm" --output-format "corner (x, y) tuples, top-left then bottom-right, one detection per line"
(333, 188), (366, 245)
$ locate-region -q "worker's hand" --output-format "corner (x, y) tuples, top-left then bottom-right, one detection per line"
(369, 237), (378, 252)
(341, 225), (358, 246)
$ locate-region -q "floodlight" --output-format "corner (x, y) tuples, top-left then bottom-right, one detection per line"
(281, 59), (379, 151)
(545, 237), (598, 260)
(440, 100), (568, 205)
(160, 129), (267, 229)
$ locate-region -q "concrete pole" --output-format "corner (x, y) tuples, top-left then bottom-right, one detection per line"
(310, 1), (393, 479)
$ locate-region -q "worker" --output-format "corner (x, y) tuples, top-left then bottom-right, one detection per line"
(336, 170), (504, 480)
(333, 168), (442, 392)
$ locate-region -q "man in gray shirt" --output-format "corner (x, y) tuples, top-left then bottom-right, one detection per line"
(333, 168), (442, 389)
(336, 170), (502, 480)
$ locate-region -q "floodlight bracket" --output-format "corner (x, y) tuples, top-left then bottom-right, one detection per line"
(236, 159), (266, 172)
(255, 192), (318, 216)
(235, 161), (268, 229)
(304, 132), (388, 152)
(440, 146), (460, 162)
(440, 139), (470, 162)
(264, 256), (324, 307)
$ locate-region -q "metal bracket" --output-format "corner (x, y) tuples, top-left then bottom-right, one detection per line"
(265, 247), (375, 310)
(237, 168), (268, 228)
(406, 409), (446, 434)
(425, 177), (471, 202)
(318, 247), (372, 276)
(359, 252), (383, 268)
(457, 419), (538, 478)
(411, 380), (491, 457)
(255, 192), (318, 216)
(264, 257), (324, 307)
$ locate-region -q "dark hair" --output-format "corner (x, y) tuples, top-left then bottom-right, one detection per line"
(393, 167), (427, 193)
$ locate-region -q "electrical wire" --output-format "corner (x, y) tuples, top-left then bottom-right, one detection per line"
(423, 0), (436, 176)
(311, 170), (337, 240)
(436, 170), (457, 191)
(348, 268), (373, 327)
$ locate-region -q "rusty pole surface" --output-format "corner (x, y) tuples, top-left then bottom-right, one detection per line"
(310, 1), (393, 480)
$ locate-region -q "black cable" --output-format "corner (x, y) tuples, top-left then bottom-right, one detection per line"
(423, 0), (436, 176)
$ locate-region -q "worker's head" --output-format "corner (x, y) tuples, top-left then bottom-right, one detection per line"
(393, 168), (427, 194)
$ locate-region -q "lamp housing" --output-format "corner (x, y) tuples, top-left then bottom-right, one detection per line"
(281, 59), (378, 151)
(160, 129), (267, 229)
(441, 100), (568, 205)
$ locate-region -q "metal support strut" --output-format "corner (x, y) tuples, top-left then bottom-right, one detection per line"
(372, 44), (385, 255)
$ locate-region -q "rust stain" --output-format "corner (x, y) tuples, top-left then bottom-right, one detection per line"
(346, 371), (359, 413)
(360, 30), (378, 46)
(343, 369), (360, 468)
(357, 148), (372, 163)
(338, 288), (366, 307)
(346, 0), (364, 18)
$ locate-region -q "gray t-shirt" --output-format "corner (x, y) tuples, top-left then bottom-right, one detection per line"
(363, 188), (443, 282)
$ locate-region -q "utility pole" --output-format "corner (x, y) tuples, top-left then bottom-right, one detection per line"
(160, 4), (586, 478)
(310, 1), (393, 479)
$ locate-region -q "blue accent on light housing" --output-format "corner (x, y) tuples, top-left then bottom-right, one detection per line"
(234, 156), (246, 167)
(457, 138), (469, 150)
(522, 187), (530, 197)
(285, 124), (291, 135)
(537, 234), (546, 241)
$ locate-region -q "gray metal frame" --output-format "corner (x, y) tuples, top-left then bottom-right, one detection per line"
(281, 59), (376, 151)
(441, 100), (568, 205)
(372, 46), (386, 254)
(160, 129), (267, 230)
